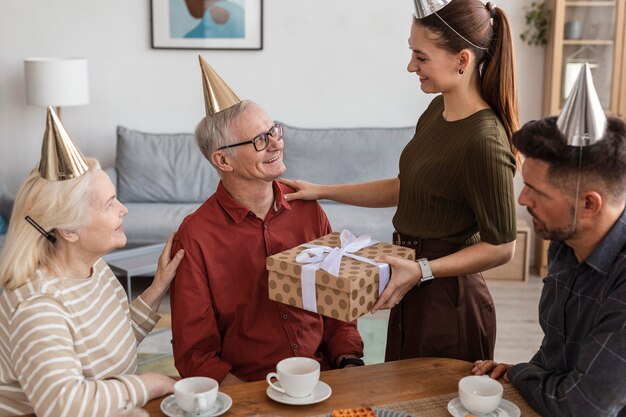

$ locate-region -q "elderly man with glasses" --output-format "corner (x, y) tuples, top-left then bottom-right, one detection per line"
(169, 59), (364, 385)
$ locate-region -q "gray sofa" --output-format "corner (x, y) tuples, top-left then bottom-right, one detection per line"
(107, 124), (415, 246)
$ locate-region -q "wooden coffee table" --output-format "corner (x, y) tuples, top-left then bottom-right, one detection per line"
(142, 357), (539, 416)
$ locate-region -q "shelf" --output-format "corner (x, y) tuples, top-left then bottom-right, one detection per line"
(565, 1), (615, 6)
(563, 39), (614, 45)
(544, 0), (626, 118)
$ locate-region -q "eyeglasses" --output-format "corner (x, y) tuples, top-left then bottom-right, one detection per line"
(219, 123), (284, 152)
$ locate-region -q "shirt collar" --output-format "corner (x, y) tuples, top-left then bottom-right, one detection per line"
(552, 206), (626, 275)
(215, 180), (292, 223)
(584, 207), (626, 275)
(273, 181), (292, 211)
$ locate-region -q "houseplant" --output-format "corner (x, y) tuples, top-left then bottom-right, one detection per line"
(520, 0), (550, 46)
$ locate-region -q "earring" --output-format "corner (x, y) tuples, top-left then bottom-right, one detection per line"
(459, 69), (464, 74)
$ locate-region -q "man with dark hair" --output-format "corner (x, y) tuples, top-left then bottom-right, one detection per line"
(472, 66), (626, 417)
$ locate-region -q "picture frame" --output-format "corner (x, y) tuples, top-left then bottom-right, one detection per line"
(151, 0), (263, 50)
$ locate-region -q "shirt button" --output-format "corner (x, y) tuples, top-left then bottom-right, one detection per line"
(293, 343), (298, 349)
(282, 314), (288, 320)
(264, 224), (268, 230)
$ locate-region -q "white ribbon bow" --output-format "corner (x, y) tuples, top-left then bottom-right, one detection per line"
(294, 230), (391, 313)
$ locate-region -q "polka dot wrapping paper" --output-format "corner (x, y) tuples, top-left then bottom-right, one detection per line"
(266, 232), (415, 322)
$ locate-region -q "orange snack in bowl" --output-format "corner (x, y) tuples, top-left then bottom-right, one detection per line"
(331, 407), (377, 417)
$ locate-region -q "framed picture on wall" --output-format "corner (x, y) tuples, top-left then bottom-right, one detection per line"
(151, 0), (263, 50)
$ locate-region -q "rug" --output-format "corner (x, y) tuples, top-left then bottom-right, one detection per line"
(137, 314), (389, 376)
(138, 313), (179, 376)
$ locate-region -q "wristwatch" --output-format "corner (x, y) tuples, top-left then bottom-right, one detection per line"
(416, 258), (435, 287)
(338, 357), (365, 368)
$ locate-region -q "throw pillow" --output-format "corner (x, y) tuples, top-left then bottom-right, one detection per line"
(116, 126), (220, 203)
(281, 124), (414, 186)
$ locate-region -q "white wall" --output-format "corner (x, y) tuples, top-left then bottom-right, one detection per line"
(0, 0), (544, 231)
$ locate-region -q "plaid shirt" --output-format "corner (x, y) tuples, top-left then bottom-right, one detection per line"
(509, 208), (626, 417)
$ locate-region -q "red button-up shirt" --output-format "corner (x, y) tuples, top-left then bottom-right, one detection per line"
(170, 181), (363, 382)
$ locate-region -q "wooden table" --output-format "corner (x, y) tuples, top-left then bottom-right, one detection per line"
(145, 358), (539, 416)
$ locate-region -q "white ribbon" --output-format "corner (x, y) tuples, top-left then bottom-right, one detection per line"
(295, 230), (391, 313)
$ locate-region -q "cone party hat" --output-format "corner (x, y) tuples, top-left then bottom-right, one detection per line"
(413, 0), (452, 19)
(39, 107), (88, 181)
(199, 55), (241, 116)
(556, 63), (607, 147)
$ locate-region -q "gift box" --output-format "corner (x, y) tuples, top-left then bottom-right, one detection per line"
(266, 230), (415, 322)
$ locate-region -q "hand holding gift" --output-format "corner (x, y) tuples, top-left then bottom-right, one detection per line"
(266, 230), (415, 322)
(371, 254), (422, 312)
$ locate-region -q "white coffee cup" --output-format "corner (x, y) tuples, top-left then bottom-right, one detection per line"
(266, 357), (320, 398)
(458, 375), (503, 415)
(174, 377), (219, 414)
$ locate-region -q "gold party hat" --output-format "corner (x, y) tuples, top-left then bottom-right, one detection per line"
(39, 107), (89, 181)
(199, 55), (241, 116)
(413, 0), (452, 19)
(556, 63), (607, 147)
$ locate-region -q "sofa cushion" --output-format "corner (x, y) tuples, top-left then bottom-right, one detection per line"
(122, 202), (200, 246)
(320, 202), (397, 243)
(281, 124), (414, 188)
(116, 126), (219, 203)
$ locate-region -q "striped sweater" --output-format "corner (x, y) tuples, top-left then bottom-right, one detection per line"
(0, 258), (161, 417)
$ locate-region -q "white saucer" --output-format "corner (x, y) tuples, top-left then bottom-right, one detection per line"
(266, 380), (332, 405)
(160, 392), (233, 417)
(447, 397), (520, 417)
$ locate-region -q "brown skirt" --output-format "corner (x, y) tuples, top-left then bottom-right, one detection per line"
(385, 232), (496, 363)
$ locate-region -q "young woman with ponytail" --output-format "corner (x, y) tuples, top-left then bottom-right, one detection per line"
(281, 0), (519, 363)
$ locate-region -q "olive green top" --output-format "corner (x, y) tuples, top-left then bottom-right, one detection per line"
(393, 95), (517, 245)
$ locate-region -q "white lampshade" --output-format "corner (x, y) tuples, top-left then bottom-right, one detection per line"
(24, 58), (89, 107)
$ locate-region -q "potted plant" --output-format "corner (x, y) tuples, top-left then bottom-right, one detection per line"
(520, 0), (550, 46)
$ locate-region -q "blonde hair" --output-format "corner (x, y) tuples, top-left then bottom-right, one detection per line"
(0, 158), (101, 289)
(195, 100), (253, 170)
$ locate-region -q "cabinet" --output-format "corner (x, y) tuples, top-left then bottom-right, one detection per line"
(483, 221), (532, 281)
(542, 0), (626, 118)
(537, 0), (626, 276)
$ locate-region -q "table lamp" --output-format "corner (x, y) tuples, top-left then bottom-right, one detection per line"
(24, 57), (89, 121)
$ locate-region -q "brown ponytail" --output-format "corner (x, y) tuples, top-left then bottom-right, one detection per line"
(416, 0), (520, 165)
(481, 7), (520, 165)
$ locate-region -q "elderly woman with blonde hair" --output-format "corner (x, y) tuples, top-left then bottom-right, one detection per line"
(0, 108), (184, 416)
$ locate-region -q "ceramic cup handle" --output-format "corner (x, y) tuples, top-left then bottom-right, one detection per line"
(194, 396), (207, 412)
(266, 372), (286, 394)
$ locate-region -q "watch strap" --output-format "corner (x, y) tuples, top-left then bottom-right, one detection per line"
(416, 258), (434, 287)
(338, 357), (365, 368)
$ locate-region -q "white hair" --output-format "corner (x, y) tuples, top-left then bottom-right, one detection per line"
(194, 100), (254, 171)
(0, 158), (101, 289)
